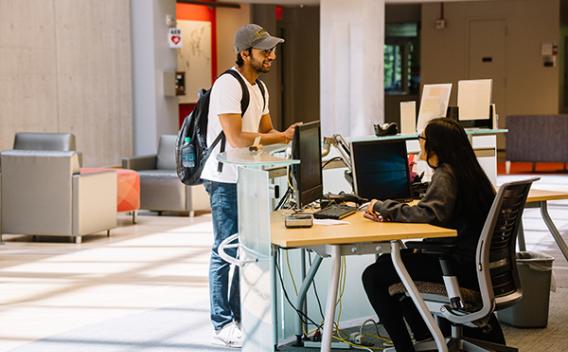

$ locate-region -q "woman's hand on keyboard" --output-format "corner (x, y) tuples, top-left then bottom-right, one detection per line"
(364, 211), (382, 222)
(363, 199), (385, 222)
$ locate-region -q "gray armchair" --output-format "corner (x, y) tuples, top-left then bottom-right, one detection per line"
(0, 150), (116, 244)
(122, 135), (209, 216)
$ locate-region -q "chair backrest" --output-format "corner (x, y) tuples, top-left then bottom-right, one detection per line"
(156, 135), (177, 170)
(475, 178), (538, 320)
(14, 132), (77, 152)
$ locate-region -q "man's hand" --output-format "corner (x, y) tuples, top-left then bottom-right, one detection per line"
(283, 122), (303, 142)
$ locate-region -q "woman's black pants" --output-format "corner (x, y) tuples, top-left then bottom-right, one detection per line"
(362, 250), (443, 351)
(361, 250), (503, 352)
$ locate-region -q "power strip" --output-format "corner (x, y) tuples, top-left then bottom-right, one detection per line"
(303, 340), (351, 349)
(349, 332), (374, 346)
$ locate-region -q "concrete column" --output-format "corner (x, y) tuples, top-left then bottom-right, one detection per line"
(131, 0), (179, 155)
(320, 0), (385, 138)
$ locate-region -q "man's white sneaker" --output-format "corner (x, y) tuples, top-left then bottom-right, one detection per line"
(212, 322), (243, 348)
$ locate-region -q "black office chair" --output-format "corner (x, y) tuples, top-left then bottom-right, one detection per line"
(388, 177), (539, 352)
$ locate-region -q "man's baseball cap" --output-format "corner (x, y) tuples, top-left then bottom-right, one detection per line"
(234, 24), (284, 53)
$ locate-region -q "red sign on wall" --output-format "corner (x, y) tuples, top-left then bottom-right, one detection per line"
(168, 28), (182, 48)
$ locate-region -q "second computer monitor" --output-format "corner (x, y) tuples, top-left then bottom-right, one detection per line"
(351, 139), (411, 201)
(291, 121), (323, 209)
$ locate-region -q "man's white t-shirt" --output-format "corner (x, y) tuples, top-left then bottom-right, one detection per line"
(201, 68), (269, 184)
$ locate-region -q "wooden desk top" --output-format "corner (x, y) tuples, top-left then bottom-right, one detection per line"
(527, 189), (568, 203)
(271, 211), (456, 248)
(269, 188), (568, 249)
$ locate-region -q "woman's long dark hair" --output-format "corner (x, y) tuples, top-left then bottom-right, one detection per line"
(423, 118), (495, 220)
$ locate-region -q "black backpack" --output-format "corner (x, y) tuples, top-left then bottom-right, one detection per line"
(176, 69), (266, 185)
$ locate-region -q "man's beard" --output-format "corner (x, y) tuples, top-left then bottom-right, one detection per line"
(251, 59), (271, 73)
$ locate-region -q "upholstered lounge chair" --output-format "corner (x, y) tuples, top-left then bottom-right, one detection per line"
(0, 150), (116, 243)
(122, 135), (209, 216)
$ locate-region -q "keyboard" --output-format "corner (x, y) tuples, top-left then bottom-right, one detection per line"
(313, 204), (357, 220)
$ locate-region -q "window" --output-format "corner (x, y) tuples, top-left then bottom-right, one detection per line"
(384, 23), (420, 95)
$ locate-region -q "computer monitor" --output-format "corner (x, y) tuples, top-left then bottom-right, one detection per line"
(457, 79), (492, 121)
(291, 121), (323, 209)
(454, 79), (494, 128)
(350, 139), (411, 201)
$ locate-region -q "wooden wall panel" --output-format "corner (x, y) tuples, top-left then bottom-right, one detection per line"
(0, 0), (132, 166)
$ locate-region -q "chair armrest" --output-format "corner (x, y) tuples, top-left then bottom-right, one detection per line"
(122, 154), (157, 170)
(406, 241), (458, 277)
(186, 184), (211, 212)
(77, 151), (83, 167)
(405, 241), (456, 255)
(72, 171), (117, 235)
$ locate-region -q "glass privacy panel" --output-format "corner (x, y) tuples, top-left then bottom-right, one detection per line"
(238, 166), (274, 351)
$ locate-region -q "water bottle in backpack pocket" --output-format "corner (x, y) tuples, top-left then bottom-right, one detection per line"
(181, 137), (196, 168)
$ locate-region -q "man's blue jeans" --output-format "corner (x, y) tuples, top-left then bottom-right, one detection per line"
(204, 180), (240, 331)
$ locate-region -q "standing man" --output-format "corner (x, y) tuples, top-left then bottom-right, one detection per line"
(201, 24), (298, 348)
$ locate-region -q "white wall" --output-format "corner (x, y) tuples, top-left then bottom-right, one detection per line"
(320, 0), (385, 138)
(131, 0), (178, 156)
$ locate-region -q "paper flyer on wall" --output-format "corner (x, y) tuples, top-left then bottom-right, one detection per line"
(416, 83), (452, 132)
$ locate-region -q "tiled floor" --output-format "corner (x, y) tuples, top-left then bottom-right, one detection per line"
(0, 214), (218, 351)
(1, 173), (568, 351)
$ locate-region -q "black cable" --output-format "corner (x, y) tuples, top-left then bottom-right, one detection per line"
(274, 251), (323, 330)
(322, 156), (344, 169)
(275, 187), (292, 211)
(307, 251), (325, 321)
(275, 255), (320, 329)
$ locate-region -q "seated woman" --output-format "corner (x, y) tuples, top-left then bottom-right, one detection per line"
(361, 118), (499, 352)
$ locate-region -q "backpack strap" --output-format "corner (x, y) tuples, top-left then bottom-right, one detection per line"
(256, 79), (267, 112)
(224, 69), (250, 114)
(216, 69), (253, 173)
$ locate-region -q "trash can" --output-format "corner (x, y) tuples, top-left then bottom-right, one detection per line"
(498, 251), (555, 328)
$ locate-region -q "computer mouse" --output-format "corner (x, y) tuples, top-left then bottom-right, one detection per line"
(374, 122), (399, 136)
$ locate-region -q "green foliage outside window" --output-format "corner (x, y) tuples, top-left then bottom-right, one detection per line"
(384, 23), (419, 94)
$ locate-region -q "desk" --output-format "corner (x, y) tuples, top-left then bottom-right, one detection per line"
(271, 211), (456, 352)
(520, 189), (568, 261)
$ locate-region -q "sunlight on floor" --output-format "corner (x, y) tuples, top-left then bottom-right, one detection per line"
(0, 214), (215, 351)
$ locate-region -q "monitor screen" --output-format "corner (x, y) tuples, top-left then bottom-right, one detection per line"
(291, 121), (323, 208)
(351, 139), (411, 201)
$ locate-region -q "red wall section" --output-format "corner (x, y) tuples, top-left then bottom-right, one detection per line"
(176, 2), (216, 127)
(176, 3), (211, 21)
(179, 103), (196, 125)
